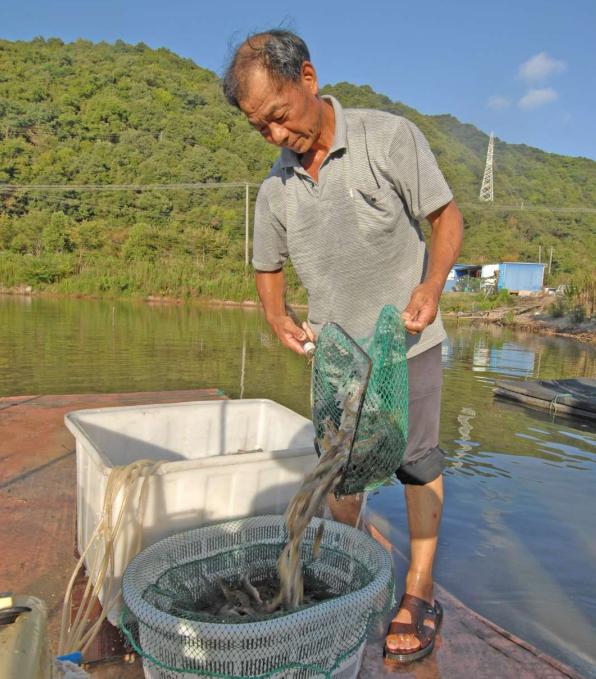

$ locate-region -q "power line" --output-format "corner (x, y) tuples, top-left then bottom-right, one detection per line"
(1, 183), (595, 213)
(0, 182), (261, 193)
(459, 203), (596, 214)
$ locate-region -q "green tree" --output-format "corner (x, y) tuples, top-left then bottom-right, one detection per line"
(42, 212), (74, 253)
(70, 219), (108, 253)
(0, 37), (594, 298)
(122, 223), (171, 261)
(188, 227), (231, 261)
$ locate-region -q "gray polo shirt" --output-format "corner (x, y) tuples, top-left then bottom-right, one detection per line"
(252, 95), (453, 358)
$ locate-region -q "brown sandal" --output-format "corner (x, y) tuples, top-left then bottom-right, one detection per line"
(383, 593), (443, 665)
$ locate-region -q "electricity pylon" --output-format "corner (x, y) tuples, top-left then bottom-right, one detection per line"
(479, 132), (494, 202)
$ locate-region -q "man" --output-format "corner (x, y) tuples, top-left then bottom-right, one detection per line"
(223, 30), (463, 664)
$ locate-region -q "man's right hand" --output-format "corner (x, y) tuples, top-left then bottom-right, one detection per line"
(267, 314), (315, 355)
(255, 270), (315, 355)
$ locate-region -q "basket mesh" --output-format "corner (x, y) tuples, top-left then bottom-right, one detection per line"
(312, 305), (409, 496)
(120, 516), (394, 679)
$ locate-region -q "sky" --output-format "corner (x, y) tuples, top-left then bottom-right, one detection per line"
(1, 0), (595, 160)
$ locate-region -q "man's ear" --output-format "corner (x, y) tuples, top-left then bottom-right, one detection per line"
(301, 61), (319, 96)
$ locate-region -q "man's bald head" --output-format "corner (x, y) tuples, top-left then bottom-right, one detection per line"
(223, 30), (311, 109)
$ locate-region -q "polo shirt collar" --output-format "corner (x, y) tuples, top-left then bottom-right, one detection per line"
(326, 95), (348, 154)
(279, 95), (347, 169)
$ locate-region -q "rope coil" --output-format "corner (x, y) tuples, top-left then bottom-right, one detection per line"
(59, 459), (162, 657)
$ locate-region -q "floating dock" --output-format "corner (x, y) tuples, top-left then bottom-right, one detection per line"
(0, 390), (586, 678)
(494, 377), (596, 421)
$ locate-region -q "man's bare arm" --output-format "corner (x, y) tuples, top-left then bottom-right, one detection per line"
(255, 269), (314, 354)
(402, 200), (464, 334)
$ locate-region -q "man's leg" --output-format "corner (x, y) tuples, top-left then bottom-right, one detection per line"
(327, 492), (364, 527)
(327, 343), (445, 655)
(328, 475), (443, 653)
(385, 474), (443, 652)
(385, 343), (445, 654)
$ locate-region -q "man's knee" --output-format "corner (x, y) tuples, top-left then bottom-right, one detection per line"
(396, 446), (445, 486)
(327, 492), (364, 527)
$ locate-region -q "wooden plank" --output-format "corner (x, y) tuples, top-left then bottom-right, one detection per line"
(358, 520), (585, 679)
(0, 388), (585, 678)
(0, 388), (227, 675)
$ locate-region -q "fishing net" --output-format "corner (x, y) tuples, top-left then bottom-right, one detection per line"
(311, 305), (409, 496)
(120, 515), (394, 679)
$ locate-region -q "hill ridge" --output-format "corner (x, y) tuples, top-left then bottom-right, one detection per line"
(0, 37), (594, 284)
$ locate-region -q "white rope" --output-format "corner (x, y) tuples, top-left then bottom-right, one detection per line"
(59, 459), (162, 657)
(549, 392), (572, 414)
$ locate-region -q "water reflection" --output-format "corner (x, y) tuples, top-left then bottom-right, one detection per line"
(472, 338), (535, 375)
(0, 296), (313, 415)
(443, 321), (595, 381)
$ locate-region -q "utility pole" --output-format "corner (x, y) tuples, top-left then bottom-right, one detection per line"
(548, 247), (553, 275)
(244, 183), (249, 269)
(479, 132), (494, 202)
(538, 245), (541, 263)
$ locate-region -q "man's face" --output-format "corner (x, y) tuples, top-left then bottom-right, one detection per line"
(238, 64), (322, 154)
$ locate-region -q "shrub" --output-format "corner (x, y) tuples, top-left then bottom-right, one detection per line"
(569, 305), (586, 324)
(549, 300), (566, 318)
(24, 254), (75, 285)
(122, 223), (161, 262)
(502, 310), (515, 325)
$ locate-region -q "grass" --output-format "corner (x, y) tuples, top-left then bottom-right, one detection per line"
(548, 274), (595, 323)
(1, 252), (518, 313)
(440, 289), (514, 315)
(0, 252), (308, 304)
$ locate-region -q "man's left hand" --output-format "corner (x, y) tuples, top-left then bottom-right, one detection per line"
(402, 281), (442, 335)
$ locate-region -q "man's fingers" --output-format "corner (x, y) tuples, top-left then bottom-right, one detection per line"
(402, 304), (421, 333)
(285, 337), (307, 355)
(403, 302), (436, 334)
(404, 320), (423, 334)
(279, 319), (309, 354)
(302, 322), (315, 342)
(402, 294), (431, 334)
(402, 312), (421, 334)
(417, 305), (436, 326)
(402, 296), (422, 320)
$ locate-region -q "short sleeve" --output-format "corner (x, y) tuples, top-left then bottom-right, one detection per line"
(252, 186), (289, 271)
(388, 119), (453, 221)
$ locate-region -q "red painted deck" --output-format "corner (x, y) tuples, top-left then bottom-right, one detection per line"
(0, 390), (585, 678)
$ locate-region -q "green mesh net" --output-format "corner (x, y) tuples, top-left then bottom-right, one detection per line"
(311, 305), (409, 496)
(120, 516), (394, 679)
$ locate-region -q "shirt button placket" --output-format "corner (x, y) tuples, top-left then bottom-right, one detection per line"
(305, 176), (318, 197)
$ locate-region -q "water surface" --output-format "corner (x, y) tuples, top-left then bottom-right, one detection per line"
(1, 296), (595, 676)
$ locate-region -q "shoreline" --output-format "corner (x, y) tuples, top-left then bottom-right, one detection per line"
(1, 287), (592, 343)
(0, 286), (310, 310)
(443, 311), (596, 345)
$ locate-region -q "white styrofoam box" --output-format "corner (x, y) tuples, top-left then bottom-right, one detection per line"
(64, 398), (316, 624)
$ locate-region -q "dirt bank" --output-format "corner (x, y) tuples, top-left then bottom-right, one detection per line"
(444, 296), (596, 345)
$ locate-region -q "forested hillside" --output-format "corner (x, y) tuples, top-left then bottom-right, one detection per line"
(0, 37), (594, 300)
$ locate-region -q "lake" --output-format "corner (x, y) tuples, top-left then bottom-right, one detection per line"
(1, 295), (595, 677)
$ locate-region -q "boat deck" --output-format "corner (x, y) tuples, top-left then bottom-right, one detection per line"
(0, 390), (585, 678)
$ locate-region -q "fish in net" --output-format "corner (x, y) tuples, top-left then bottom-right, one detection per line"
(151, 305), (406, 620)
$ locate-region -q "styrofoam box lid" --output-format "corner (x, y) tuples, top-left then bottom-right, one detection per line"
(65, 398), (316, 470)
